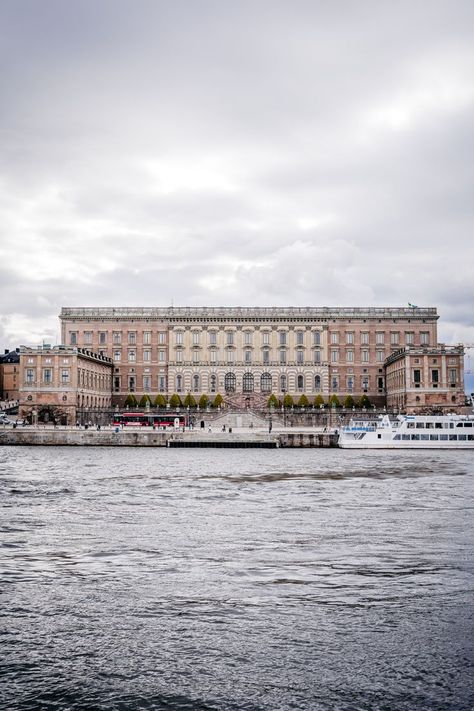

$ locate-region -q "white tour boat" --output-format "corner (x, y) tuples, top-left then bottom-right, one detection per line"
(338, 413), (474, 449)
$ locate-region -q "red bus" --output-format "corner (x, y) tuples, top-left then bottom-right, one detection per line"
(113, 412), (186, 428)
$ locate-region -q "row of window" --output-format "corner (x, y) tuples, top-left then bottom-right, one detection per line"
(70, 329), (432, 348)
(25, 368), (111, 389)
(118, 373), (381, 395)
(71, 332), (167, 346)
(394, 434), (474, 441)
(330, 332), (430, 345)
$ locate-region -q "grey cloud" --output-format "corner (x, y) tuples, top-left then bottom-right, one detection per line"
(0, 0), (473, 352)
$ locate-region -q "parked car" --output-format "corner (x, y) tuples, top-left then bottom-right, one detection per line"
(0, 415), (14, 425)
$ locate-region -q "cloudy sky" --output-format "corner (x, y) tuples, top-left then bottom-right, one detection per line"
(1, 0), (473, 378)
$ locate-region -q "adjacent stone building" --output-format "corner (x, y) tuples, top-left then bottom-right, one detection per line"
(0, 349), (20, 403)
(19, 345), (113, 425)
(60, 306), (440, 407)
(385, 345), (465, 412)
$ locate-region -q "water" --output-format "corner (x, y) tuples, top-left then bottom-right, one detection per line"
(1, 447), (473, 710)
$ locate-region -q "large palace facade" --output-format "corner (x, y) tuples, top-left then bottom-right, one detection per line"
(59, 306), (445, 407)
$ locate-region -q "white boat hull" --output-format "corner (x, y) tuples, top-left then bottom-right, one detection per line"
(338, 413), (474, 449)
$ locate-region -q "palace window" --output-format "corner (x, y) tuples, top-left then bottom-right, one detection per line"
(376, 350), (385, 362)
(43, 369), (52, 384)
(279, 332), (286, 346)
(346, 332), (354, 344)
(420, 332), (430, 345)
(297, 350), (304, 364)
(193, 374), (200, 392)
(227, 349), (234, 364)
(449, 369), (457, 384)
(26, 369), (35, 384)
(192, 331), (200, 345)
(193, 351), (200, 364)
(280, 374), (287, 392)
(390, 332), (400, 346)
(347, 376), (354, 392)
(262, 332), (270, 345)
(210, 374), (217, 392)
(346, 350), (354, 363)
(376, 332), (384, 345)
(176, 351), (183, 363)
(245, 350), (252, 364)
(313, 331), (321, 345)
(296, 331), (304, 345)
(114, 350), (121, 362)
(61, 369), (69, 383)
(128, 332), (136, 345)
(261, 372), (272, 393)
(332, 376), (338, 391)
(361, 332), (369, 345)
(243, 372), (254, 393)
(225, 372), (236, 393)
(143, 376), (151, 392)
(330, 332), (339, 344)
(176, 375), (183, 392)
(99, 332), (107, 345)
(143, 331), (151, 345)
(158, 332), (166, 344)
(70, 332), (77, 345)
(263, 350), (270, 365)
(405, 332), (414, 345)
(210, 350), (217, 363)
(128, 350), (136, 362)
(280, 349), (286, 365)
(314, 350), (321, 364)
(361, 350), (369, 363)
(143, 350), (151, 362)
(209, 331), (217, 345)
(244, 331), (253, 345)
(176, 332), (183, 345)
(331, 349), (339, 363)
(159, 350), (165, 362)
(314, 375), (321, 391)
(297, 375), (304, 391)
(113, 332), (121, 344)
(226, 331), (234, 346)
(84, 331), (92, 344)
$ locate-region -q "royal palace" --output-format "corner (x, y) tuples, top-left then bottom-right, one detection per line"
(55, 306), (464, 412)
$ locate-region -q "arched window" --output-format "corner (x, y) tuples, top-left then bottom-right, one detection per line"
(314, 331), (321, 345)
(280, 374), (287, 392)
(261, 372), (272, 393)
(176, 374), (182, 391)
(297, 375), (304, 390)
(210, 374), (217, 392)
(243, 372), (254, 393)
(225, 372), (236, 393)
(314, 375), (321, 391)
(193, 374), (200, 391)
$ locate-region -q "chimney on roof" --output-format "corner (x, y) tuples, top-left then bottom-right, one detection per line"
(4, 349), (9, 354)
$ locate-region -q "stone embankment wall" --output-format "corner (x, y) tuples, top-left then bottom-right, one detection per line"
(0, 428), (339, 448)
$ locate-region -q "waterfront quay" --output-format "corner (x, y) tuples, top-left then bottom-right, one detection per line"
(0, 424), (338, 448)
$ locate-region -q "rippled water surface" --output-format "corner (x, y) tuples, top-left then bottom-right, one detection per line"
(1, 447), (473, 710)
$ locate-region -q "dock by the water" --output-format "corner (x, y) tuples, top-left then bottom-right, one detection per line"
(0, 426), (338, 448)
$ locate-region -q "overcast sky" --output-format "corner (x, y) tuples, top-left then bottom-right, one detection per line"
(1, 0), (473, 377)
